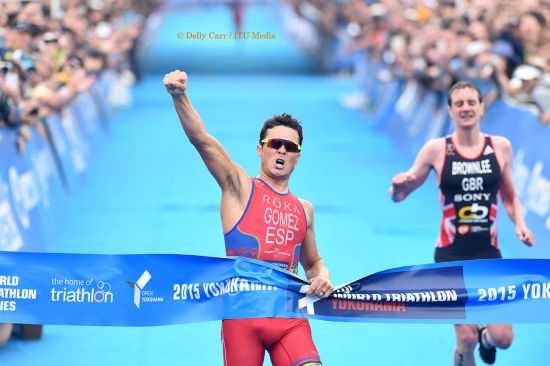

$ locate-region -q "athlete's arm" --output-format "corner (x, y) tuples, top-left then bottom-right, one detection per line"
(299, 199), (333, 298)
(163, 70), (248, 194)
(494, 136), (535, 246)
(389, 138), (442, 202)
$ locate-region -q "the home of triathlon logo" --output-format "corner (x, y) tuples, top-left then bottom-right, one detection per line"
(50, 280), (113, 303)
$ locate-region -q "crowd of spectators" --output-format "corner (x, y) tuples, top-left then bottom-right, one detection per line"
(284, 0), (550, 124)
(0, 0), (158, 156)
(0, 0), (158, 346)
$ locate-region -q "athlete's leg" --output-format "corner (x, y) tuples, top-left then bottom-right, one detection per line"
(485, 324), (513, 349)
(477, 324), (513, 364)
(454, 324), (478, 366)
(268, 319), (321, 366)
(222, 319), (265, 366)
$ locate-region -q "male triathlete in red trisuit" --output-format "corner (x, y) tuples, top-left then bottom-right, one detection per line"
(164, 70), (332, 366)
(390, 81), (535, 366)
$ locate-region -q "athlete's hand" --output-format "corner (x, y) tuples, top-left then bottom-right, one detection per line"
(516, 224), (535, 246)
(389, 172), (416, 202)
(307, 275), (333, 298)
(163, 70), (187, 96)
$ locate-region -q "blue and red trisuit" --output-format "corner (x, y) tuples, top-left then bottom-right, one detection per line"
(223, 178), (322, 366)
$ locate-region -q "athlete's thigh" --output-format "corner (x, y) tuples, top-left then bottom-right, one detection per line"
(268, 319), (321, 366)
(222, 319), (265, 366)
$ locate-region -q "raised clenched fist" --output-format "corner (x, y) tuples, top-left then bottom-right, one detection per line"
(163, 70), (188, 95)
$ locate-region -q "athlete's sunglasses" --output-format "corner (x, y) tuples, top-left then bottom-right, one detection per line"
(261, 138), (302, 153)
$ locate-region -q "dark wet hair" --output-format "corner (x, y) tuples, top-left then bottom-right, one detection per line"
(447, 81), (483, 106)
(259, 113), (303, 145)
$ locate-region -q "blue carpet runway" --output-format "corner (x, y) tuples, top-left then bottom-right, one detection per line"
(1, 4), (547, 365)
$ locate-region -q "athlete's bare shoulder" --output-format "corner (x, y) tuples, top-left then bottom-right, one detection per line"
(425, 136), (446, 150)
(298, 198), (313, 213)
(417, 137), (445, 164)
(489, 135), (512, 151)
(297, 198), (313, 224)
(489, 135), (513, 168)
